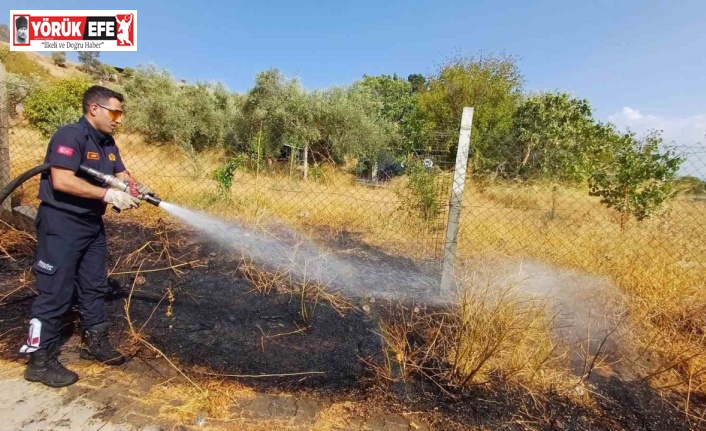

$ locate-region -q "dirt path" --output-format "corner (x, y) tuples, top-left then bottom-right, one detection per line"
(0, 347), (430, 431)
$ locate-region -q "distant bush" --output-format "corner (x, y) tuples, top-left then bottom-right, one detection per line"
(675, 176), (706, 195)
(78, 51), (101, 76)
(589, 131), (682, 228)
(0, 47), (52, 82)
(5, 72), (44, 117)
(51, 51), (67, 67)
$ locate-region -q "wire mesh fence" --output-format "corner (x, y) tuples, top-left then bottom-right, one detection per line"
(455, 143), (706, 286)
(2, 103), (458, 268)
(2, 72), (705, 288)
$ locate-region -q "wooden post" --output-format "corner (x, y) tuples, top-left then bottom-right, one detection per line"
(439, 107), (474, 293)
(303, 144), (308, 181)
(0, 61), (12, 213)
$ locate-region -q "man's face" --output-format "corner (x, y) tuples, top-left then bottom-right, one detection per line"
(16, 26), (27, 40)
(91, 97), (123, 135)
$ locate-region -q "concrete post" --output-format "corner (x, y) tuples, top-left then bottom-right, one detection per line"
(439, 107), (474, 292)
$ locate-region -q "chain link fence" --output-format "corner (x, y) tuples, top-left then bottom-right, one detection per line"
(1, 97), (458, 271)
(2, 72), (705, 289)
(454, 143), (706, 292)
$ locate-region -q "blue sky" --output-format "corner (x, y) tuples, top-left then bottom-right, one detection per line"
(4, 0), (705, 148)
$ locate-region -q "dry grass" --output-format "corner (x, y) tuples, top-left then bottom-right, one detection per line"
(367, 267), (573, 399)
(458, 180), (706, 415)
(0, 222), (37, 304)
(236, 244), (356, 325)
(145, 378), (254, 424)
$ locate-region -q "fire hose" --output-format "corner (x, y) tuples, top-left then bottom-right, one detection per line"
(0, 163), (162, 211)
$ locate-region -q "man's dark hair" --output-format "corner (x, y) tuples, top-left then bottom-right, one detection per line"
(82, 86), (124, 114)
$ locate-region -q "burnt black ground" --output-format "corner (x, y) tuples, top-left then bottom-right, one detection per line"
(0, 217), (702, 430)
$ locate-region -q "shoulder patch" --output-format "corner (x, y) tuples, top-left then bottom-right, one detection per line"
(109, 153), (116, 161)
(57, 146), (74, 157)
(87, 152), (100, 160)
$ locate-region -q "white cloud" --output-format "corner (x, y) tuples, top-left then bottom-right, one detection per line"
(607, 107), (706, 147)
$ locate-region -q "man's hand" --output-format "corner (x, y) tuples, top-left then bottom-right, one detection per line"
(103, 189), (140, 211)
(135, 182), (152, 195)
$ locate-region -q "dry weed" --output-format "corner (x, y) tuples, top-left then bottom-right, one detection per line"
(368, 272), (571, 399)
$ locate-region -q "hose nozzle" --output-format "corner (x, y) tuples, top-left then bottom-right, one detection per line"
(79, 165), (162, 208)
(142, 194), (162, 207)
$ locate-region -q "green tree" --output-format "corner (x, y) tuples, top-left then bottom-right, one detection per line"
(237, 69), (318, 160)
(407, 73), (427, 93)
(588, 130), (682, 229)
(51, 51), (67, 67)
(123, 66), (189, 144)
(417, 54), (524, 169)
(355, 74), (420, 152)
(24, 77), (92, 138)
(356, 74), (414, 124)
(313, 85), (398, 164)
(508, 92), (599, 181)
(236, 70), (399, 170)
(123, 65), (238, 151)
(78, 51), (101, 76)
(182, 81), (236, 151)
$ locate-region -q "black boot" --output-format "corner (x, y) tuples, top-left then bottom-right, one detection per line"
(24, 345), (79, 387)
(79, 322), (126, 365)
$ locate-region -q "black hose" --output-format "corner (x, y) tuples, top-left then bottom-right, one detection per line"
(0, 163), (50, 209)
(0, 163), (162, 211)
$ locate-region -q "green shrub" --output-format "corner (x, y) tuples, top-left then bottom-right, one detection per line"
(589, 131), (682, 229)
(398, 159), (441, 221)
(310, 164), (324, 182)
(212, 156), (246, 194)
(24, 77), (92, 138)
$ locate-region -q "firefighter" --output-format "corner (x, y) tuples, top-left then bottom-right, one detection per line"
(21, 85), (151, 387)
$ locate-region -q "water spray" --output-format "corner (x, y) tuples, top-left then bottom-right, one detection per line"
(0, 162), (441, 302)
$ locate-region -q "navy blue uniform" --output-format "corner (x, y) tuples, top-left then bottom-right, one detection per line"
(21, 117), (126, 353)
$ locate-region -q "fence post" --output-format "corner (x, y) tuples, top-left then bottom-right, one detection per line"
(0, 61), (11, 214)
(439, 107), (474, 292)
